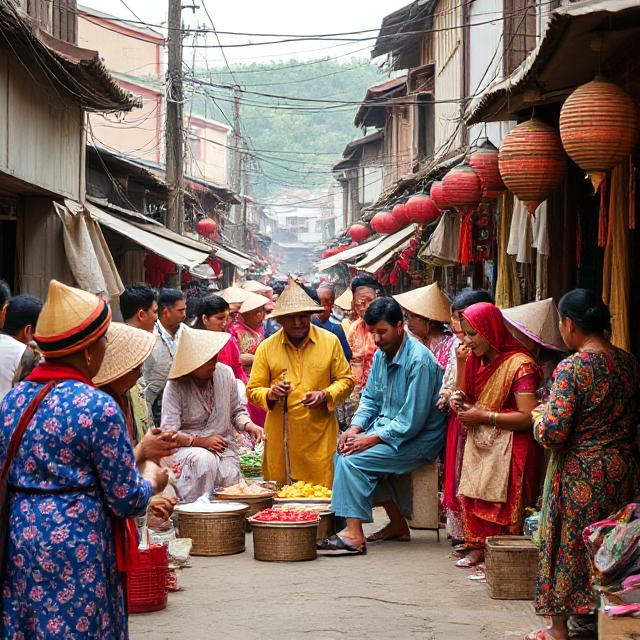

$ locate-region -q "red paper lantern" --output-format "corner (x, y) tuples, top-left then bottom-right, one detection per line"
(405, 193), (440, 225)
(442, 163), (482, 210)
(348, 223), (371, 243)
(499, 119), (567, 215)
(371, 211), (400, 235)
(430, 181), (449, 210)
(560, 77), (639, 192)
(468, 141), (504, 201)
(196, 217), (217, 237)
(391, 202), (411, 226)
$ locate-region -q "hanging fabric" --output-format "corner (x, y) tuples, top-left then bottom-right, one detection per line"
(602, 162), (630, 351)
(495, 192), (519, 308)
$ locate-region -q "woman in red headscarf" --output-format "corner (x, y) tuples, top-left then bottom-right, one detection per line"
(451, 302), (543, 569)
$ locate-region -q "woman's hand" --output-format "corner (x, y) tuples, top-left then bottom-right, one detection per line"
(140, 461), (170, 494)
(456, 342), (471, 364)
(458, 406), (491, 429)
(148, 494), (178, 520)
(449, 390), (469, 413)
(200, 435), (228, 454)
(337, 425), (362, 453)
(246, 422), (264, 443)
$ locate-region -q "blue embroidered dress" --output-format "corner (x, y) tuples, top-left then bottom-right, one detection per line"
(0, 379), (152, 639)
(331, 336), (446, 522)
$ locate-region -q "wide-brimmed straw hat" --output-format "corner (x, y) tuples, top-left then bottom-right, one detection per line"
(502, 298), (565, 351)
(393, 282), (451, 324)
(168, 325), (231, 379)
(34, 280), (112, 358)
(334, 288), (353, 311)
(242, 280), (271, 294)
(270, 276), (322, 319)
(93, 322), (156, 386)
(240, 292), (271, 314)
(221, 286), (249, 305)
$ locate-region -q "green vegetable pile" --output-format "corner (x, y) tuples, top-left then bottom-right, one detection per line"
(239, 446), (263, 478)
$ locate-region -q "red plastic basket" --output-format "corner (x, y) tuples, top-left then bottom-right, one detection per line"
(126, 544), (169, 614)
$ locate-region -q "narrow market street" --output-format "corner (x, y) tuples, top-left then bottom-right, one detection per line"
(131, 515), (538, 640)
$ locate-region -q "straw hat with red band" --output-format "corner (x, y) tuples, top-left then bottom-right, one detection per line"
(168, 325), (231, 379)
(34, 280), (111, 358)
(93, 323), (157, 387)
(393, 282), (451, 324)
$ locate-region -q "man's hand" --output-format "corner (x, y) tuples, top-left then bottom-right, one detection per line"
(301, 390), (327, 408)
(136, 428), (178, 463)
(201, 435), (228, 454)
(246, 422), (265, 443)
(337, 425), (363, 453)
(267, 381), (292, 402)
(341, 432), (380, 456)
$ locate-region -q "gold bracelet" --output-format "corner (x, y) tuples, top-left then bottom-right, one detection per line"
(186, 434), (195, 447)
(490, 412), (497, 427)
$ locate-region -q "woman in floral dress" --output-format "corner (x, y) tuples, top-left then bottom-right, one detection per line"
(527, 289), (640, 640)
(0, 281), (166, 640)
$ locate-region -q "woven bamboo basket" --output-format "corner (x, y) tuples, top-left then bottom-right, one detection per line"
(177, 506), (249, 556)
(217, 494), (274, 520)
(485, 536), (538, 600)
(250, 521), (318, 562)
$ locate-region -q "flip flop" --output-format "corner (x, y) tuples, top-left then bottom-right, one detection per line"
(366, 531), (411, 543)
(317, 534), (367, 556)
(455, 556), (479, 568)
(523, 631), (560, 640)
(468, 567), (486, 582)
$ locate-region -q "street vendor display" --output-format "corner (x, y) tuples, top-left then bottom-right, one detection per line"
(249, 506), (320, 562)
(247, 276), (354, 487)
(175, 500), (249, 556)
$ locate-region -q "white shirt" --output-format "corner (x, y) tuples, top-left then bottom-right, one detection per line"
(0, 334), (27, 402)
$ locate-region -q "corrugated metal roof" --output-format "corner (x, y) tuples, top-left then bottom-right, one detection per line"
(466, 0), (640, 125)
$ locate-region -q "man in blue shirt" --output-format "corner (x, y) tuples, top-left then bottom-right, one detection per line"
(319, 297), (445, 555)
(312, 284), (352, 361)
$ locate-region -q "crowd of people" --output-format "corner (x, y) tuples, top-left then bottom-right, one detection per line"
(0, 273), (638, 640)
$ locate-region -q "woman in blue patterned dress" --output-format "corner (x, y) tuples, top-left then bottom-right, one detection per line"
(0, 281), (167, 639)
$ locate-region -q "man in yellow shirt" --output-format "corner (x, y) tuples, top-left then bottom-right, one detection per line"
(247, 277), (354, 487)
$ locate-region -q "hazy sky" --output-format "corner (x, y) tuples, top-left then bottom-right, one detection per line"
(80, 0), (410, 66)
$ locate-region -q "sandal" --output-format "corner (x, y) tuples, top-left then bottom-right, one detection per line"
(317, 534), (367, 556)
(524, 631), (563, 640)
(366, 530), (411, 543)
(468, 565), (486, 582)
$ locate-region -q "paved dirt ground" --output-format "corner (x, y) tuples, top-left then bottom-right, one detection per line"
(131, 513), (540, 640)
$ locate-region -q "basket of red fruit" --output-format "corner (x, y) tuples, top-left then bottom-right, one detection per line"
(248, 508), (320, 562)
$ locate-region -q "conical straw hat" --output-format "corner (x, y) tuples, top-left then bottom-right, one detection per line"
(168, 325), (231, 379)
(93, 322), (157, 387)
(502, 298), (565, 351)
(270, 276), (322, 319)
(221, 286), (249, 305)
(239, 292), (271, 314)
(334, 288), (353, 311)
(34, 280), (111, 358)
(393, 282), (451, 324)
(242, 280), (271, 294)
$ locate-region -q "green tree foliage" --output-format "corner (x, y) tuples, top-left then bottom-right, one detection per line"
(188, 58), (386, 199)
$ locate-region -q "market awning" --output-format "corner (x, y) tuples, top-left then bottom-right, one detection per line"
(211, 244), (253, 270)
(316, 237), (382, 271)
(465, 0), (640, 125)
(352, 224), (417, 273)
(85, 202), (210, 268)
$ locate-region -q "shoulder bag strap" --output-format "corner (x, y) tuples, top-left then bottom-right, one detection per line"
(0, 382), (55, 482)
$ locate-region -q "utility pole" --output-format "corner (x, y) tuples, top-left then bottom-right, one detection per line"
(231, 85), (242, 243)
(165, 0), (184, 287)
(241, 153), (250, 251)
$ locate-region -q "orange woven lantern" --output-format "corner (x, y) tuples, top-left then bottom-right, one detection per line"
(559, 77), (639, 192)
(391, 202), (411, 226)
(371, 211), (400, 235)
(442, 163), (482, 211)
(499, 119), (567, 215)
(196, 217), (217, 237)
(469, 141), (504, 201)
(405, 193), (440, 225)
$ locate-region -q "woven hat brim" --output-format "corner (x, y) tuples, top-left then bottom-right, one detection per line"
(393, 284), (451, 324)
(242, 281), (271, 293)
(93, 323), (157, 386)
(334, 289), (353, 310)
(221, 287), (249, 304)
(502, 299), (565, 351)
(240, 293), (270, 314)
(168, 328), (231, 379)
(269, 305), (322, 319)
